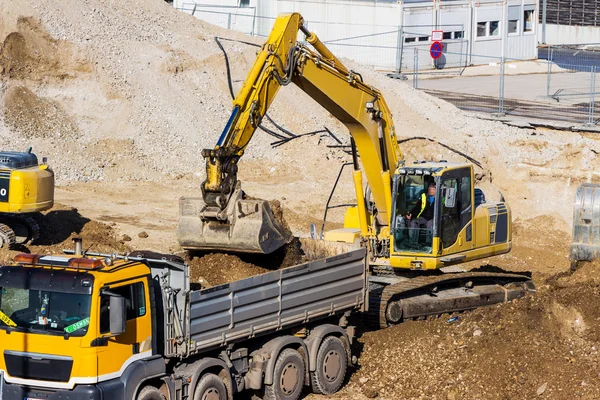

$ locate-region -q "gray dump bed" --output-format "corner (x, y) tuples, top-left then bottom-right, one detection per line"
(186, 248), (368, 352)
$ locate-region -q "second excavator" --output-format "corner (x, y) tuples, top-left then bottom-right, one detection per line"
(178, 13), (534, 327)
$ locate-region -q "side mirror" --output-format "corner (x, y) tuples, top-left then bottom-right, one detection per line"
(443, 187), (457, 208)
(109, 295), (126, 336)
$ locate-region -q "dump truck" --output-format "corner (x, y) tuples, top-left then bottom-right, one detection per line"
(0, 238), (533, 400)
(0, 239), (369, 400)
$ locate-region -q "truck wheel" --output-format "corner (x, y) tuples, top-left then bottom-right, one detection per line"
(310, 336), (348, 395)
(264, 348), (305, 400)
(137, 386), (165, 400)
(194, 373), (227, 400)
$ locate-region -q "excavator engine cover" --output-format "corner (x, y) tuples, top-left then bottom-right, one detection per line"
(178, 189), (292, 254)
(570, 183), (600, 270)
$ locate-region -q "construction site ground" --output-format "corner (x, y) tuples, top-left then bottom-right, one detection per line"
(1, 0), (600, 399)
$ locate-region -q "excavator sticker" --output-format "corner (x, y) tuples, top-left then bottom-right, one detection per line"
(0, 309), (17, 327)
(64, 317), (90, 334)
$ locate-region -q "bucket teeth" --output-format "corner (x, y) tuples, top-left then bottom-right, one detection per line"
(178, 188), (291, 254)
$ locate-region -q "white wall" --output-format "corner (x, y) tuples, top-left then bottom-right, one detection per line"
(542, 24), (600, 45)
(176, 0), (538, 70)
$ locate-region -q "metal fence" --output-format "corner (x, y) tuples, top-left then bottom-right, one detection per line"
(412, 45), (600, 126)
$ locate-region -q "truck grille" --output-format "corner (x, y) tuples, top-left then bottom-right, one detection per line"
(4, 351), (73, 382)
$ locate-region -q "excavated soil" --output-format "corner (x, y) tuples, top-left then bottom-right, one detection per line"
(321, 262), (600, 400)
(0, 203), (129, 264)
(188, 237), (306, 287)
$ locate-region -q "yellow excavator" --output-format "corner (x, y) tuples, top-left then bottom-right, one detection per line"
(0, 147), (54, 247)
(178, 13), (533, 327)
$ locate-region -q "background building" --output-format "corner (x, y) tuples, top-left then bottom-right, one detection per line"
(540, 0), (600, 44)
(174, 0), (538, 70)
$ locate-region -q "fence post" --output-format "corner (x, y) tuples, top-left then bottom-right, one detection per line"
(589, 66), (596, 126)
(498, 57), (505, 115)
(227, 13), (232, 30)
(396, 26), (404, 73)
(251, 8), (256, 36)
(413, 48), (419, 89)
(546, 46), (553, 97)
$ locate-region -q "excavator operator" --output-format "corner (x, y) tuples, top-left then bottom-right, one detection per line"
(406, 183), (436, 242)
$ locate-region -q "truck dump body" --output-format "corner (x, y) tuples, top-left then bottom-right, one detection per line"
(186, 249), (368, 352)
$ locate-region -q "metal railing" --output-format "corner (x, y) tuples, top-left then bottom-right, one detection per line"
(411, 45), (599, 126)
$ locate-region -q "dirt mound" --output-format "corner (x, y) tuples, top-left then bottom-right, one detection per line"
(0, 16), (89, 80)
(2, 84), (80, 138)
(330, 268), (600, 400)
(188, 237), (307, 287)
(188, 253), (269, 287)
(0, 203), (129, 264)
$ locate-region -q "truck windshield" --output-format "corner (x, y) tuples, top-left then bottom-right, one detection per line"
(0, 287), (92, 336)
(392, 174), (436, 254)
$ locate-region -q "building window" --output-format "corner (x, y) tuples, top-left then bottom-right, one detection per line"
(477, 21), (500, 38)
(418, 36), (429, 42)
(524, 9), (534, 32)
(405, 37), (416, 43)
(477, 22), (487, 37)
(454, 31), (464, 39)
(239, 0), (250, 6)
(490, 21), (500, 36)
(443, 32), (452, 40)
(508, 5), (520, 34)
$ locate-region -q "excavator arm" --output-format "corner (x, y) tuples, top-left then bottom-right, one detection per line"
(179, 12), (403, 254)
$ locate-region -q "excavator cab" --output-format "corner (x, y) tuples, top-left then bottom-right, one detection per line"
(392, 172), (437, 254)
(386, 162), (511, 269)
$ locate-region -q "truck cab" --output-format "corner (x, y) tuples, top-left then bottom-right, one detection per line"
(0, 250), (160, 400)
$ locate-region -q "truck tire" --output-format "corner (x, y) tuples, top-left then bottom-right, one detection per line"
(194, 373), (227, 400)
(310, 336), (347, 395)
(264, 348), (305, 400)
(137, 386), (165, 400)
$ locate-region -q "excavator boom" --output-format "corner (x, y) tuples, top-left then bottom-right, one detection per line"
(178, 13), (402, 254)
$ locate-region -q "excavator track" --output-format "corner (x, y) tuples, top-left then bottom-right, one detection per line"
(368, 271), (535, 329)
(0, 223), (16, 248)
(0, 214), (41, 247)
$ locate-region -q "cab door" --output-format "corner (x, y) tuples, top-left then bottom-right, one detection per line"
(95, 278), (153, 382)
(439, 167), (474, 255)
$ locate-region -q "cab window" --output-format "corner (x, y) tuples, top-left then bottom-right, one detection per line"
(392, 174), (436, 254)
(440, 177), (460, 248)
(440, 167), (472, 249)
(100, 282), (146, 334)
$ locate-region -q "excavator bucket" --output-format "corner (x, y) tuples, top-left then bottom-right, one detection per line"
(570, 183), (600, 270)
(177, 190), (292, 254)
